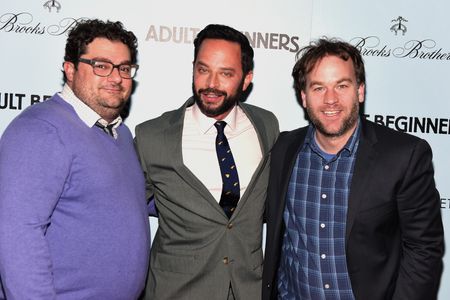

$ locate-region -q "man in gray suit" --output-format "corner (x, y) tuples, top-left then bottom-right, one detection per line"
(135, 24), (279, 299)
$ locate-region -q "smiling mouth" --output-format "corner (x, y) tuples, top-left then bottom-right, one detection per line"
(323, 110), (341, 117)
(102, 86), (123, 94)
(203, 92), (222, 99)
(199, 88), (226, 102)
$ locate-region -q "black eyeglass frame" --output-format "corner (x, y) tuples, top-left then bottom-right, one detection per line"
(77, 57), (139, 79)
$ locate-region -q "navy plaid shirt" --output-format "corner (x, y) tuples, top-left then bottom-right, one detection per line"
(277, 122), (360, 300)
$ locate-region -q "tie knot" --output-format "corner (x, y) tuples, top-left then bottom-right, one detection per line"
(214, 121), (227, 134)
(95, 121), (117, 137)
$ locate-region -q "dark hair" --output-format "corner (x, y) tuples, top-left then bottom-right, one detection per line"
(292, 38), (365, 93)
(193, 24), (254, 75)
(64, 19), (138, 81)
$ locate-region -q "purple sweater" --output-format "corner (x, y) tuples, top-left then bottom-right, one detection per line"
(0, 95), (150, 299)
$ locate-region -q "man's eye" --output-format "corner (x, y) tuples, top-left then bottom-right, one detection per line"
(120, 65), (131, 73)
(94, 63), (110, 70)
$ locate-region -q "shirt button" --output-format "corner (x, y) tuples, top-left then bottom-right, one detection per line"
(227, 223), (233, 229)
(320, 223), (326, 228)
(321, 194), (327, 199)
(321, 254), (326, 259)
(324, 284), (330, 289)
(324, 165), (329, 170)
(223, 257), (229, 264)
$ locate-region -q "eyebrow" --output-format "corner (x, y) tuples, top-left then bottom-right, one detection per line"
(308, 77), (354, 87)
(88, 57), (132, 65)
(194, 61), (236, 72)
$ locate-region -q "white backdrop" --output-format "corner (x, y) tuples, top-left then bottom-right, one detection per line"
(1, 0), (448, 298)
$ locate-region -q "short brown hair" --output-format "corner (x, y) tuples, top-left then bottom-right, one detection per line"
(292, 38), (365, 93)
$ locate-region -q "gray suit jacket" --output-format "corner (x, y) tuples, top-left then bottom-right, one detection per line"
(135, 98), (279, 300)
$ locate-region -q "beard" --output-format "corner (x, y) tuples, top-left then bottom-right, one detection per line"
(307, 99), (360, 138)
(192, 79), (245, 118)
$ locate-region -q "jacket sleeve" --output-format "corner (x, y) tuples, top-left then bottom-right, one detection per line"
(134, 125), (156, 206)
(393, 139), (444, 299)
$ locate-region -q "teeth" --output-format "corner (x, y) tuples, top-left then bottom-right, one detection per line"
(324, 111), (338, 116)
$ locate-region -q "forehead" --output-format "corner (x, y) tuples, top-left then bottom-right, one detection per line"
(85, 37), (131, 60)
(196, 39), (242, 66)
(307, 55), (356, 81)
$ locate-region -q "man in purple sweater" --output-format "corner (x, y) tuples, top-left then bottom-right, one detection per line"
(0, 19), (151, 299)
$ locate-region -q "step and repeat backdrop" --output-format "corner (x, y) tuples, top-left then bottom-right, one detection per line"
(1, 0), (448, 298)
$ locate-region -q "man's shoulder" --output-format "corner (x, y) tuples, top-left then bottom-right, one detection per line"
(19, 93), (66, 115)
(134, 101), (188, 141)
(136, 107), (181, 132)
(240, 102), (277, 120)
(0, 94), (77, 155)
(239, 102), (279, 139)
(5, 94), (75, 132)
(362, 118), (425, 147)
(270, 125), (309, 156)
(278, 126), (309, 142)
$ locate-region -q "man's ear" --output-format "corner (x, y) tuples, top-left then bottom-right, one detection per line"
(242, 71), (253, 91)
(358, 83), (365, 103)
(301, 90), (307, 108)
(63, 61), (75, 83)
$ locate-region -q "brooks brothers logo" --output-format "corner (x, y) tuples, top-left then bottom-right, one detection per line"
(145, 25), (300, 53)
(43, 0), (62, 13)
(390, 16), (408, 36)
(0, 12), (84, 36)
(350, 16), (450, 61)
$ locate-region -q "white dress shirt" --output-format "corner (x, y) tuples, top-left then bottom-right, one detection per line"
(60, 84), (122, 138)
(182, 103), (262, 203)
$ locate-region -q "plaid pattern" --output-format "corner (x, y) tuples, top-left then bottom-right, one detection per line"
(277, 124), (360, 300)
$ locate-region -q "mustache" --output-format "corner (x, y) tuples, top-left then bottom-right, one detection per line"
(197, 88), (227, 97)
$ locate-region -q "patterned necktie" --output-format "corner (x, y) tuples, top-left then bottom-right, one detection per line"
(95, 121), (116, 137)
(214, 121), (240, 218)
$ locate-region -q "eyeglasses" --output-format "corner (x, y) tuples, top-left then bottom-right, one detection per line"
(77, 58), (139, 79)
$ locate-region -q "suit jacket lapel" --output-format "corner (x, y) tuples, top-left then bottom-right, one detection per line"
(240, 103), (270, 154)
(231, 103), (271, 218)
(277, 129), (308, 222)
(345, 120), (378, 243)
(165, 98), (226, 216)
